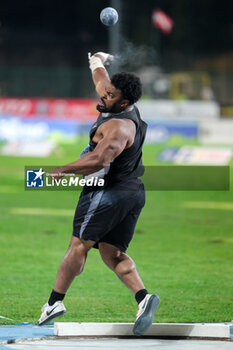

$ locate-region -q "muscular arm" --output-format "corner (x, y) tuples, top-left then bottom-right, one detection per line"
(52, 53), (134, 178)
(52, 119), (135, 177)
(90, 53), (112, 97)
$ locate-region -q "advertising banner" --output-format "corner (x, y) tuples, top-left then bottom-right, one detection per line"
(0, 116), (80, 142)
(159, 146), (233, 165)
(146, 121), (198, 143)
(0, 99), (220, 121)
(0, 98), (98, 121)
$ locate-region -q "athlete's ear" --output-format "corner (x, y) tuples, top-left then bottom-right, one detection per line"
(120, 99), (130, 109)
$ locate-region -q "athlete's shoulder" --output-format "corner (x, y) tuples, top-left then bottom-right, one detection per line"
(102, 117), (135, 132)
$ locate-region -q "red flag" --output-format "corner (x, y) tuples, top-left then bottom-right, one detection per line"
(152, 8), (174, 34)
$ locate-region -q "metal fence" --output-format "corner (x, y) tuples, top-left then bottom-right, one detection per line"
(0, 67), (93, 98)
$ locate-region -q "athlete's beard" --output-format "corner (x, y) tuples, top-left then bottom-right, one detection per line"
(96, 98), (119, 113)
(96, 103), (108, 113)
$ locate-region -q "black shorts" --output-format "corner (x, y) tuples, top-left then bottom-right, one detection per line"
(72, 178), (145, 252)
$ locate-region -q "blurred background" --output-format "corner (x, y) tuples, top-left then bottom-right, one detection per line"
(0, 0), (232, 162)
(0, 0), (233, 326)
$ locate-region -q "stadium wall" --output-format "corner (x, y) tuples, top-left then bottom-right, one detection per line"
(1, 98), (231, 146)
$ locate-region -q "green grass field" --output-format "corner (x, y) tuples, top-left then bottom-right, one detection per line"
(0, 138), (232, 325)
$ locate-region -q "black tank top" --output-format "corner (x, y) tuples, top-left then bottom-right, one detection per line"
(89, 105), (147, 183)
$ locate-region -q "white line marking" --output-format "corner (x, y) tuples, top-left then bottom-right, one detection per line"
(0, 315), (14, 321)
(182, 201), (233, 211)
(10, 208), (74, 216)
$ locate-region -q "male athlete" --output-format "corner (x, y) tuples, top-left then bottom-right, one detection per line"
(38, 52), (160, 335)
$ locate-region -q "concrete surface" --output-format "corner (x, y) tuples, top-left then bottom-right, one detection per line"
(5, 337), (233, 350)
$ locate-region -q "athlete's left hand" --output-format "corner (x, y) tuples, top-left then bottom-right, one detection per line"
(91, 52), (114, 66)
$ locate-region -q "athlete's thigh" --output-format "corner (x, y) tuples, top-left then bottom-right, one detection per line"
(69, 235), (96, 250)
(73, 180), (144, 247)
(98, 204), (143, 252)
(72, 186), (135, 241)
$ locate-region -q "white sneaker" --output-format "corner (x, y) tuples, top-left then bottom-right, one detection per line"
(133, 294), (160, 336)
(38, 301), (66, 326)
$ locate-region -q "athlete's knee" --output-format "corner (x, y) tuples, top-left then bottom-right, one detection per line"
(114, 255), (136, 276)
(65, 236), (94, 275)
(99, 243), (136, 275)
(69, 236), (94, 255)
(99, 242), (120, 269)
(67, 243), (85, 264)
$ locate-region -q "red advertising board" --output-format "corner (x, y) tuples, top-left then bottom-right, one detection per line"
(0, 98), (99, 121)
